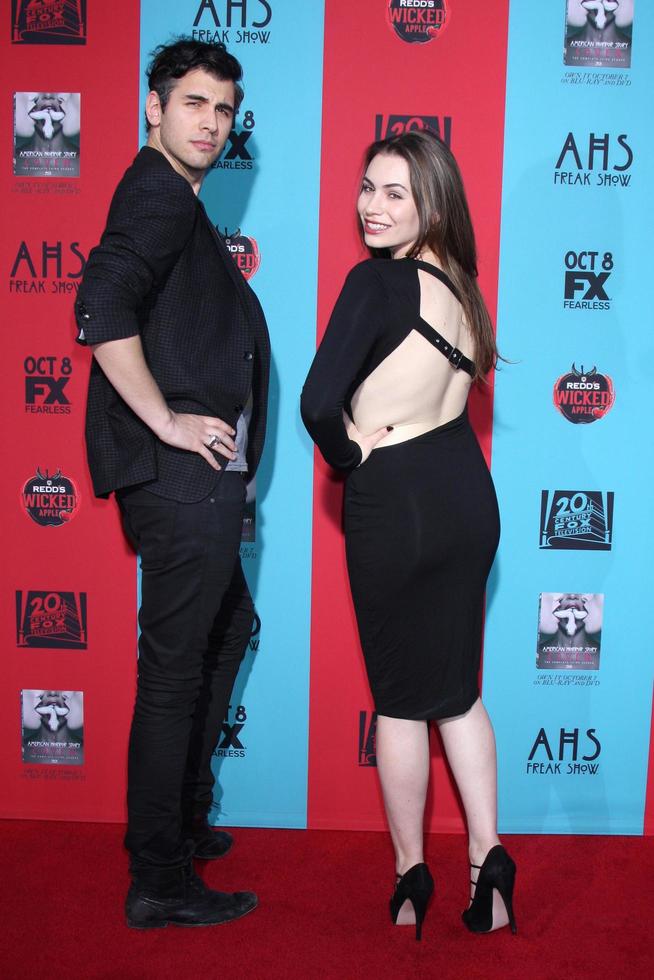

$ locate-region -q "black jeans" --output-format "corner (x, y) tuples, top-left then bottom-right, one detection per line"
(117, 473), (253, 870)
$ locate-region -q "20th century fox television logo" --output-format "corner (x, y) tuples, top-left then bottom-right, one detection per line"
(375, 114), (451, 146)
(16, 590), (87, 649)
(11, 0), (87, 44)
(540, 491), (614, 551)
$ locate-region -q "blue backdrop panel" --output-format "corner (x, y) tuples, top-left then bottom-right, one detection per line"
(484, 0), (653, 833)
(139, 0), (325, 828)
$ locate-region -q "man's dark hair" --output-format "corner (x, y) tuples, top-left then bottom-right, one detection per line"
(146, 38), (244, 130)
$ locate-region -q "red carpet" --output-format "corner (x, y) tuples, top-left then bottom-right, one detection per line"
(2, 822), (653, 980)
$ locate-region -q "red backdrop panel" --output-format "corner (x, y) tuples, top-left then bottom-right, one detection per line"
(307, 0), (510, 830)
(1, 1), (140, 820)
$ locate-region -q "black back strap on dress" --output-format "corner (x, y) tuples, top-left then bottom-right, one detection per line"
(411, 260), (475, 378)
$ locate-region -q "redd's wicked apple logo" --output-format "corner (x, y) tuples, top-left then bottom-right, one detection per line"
(223, 230), (260, 280)
(21, 467), (79, 526)
(553, 364), (615, 424)
(387, 0), (448, 45)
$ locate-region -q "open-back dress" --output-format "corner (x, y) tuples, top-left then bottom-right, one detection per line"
(301, 258), (499, 720)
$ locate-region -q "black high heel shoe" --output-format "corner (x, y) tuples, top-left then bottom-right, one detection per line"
(390, 863), (434, 941)
(462, 845), (517, 935)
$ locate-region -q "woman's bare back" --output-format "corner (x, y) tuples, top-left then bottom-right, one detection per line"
(350, 267), (474, 447)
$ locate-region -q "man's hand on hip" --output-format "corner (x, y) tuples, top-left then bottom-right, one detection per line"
(156, 412), (237, 471)
(91, 335), (237, 471)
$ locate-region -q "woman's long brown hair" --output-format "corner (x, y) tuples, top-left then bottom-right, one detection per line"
(359, 130), (499, 378)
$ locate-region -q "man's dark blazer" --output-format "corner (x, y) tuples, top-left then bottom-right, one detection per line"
(75, 146), (270, 502)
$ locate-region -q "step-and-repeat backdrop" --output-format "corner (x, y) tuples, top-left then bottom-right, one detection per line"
(2, 0), (652, 836)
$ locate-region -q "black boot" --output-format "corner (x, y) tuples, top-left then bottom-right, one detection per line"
(182, 806), (233, 860)
(126, 859), (256, 929)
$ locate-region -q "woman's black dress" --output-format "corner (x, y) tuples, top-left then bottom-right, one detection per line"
(301, 258), (499, 721)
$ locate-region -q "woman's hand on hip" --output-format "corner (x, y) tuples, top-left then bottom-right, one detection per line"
(343, 411), (393, 465)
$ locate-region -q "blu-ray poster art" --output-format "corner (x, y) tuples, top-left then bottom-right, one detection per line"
(537, 593), (603, 670)
(14, 92), (80, 177)
(564, 0), (633, 68)
(21, 690), (84, 765)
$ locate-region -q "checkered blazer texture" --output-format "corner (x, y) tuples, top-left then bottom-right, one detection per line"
(75, 147), (270, 502)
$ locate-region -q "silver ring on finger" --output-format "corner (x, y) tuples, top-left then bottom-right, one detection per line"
(207, 434), (221, 449)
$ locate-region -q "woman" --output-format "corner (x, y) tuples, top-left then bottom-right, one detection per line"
(301, 131), (516, 940)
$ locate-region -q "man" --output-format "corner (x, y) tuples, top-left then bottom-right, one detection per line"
(75, 39), (270, 929)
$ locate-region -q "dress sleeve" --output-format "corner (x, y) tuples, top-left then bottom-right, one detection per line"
(301, 261), (387, 470)
(74, 166), (196, 346)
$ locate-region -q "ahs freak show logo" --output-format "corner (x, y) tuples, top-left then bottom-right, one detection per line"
(191, 0), (272, 45)
(358, 711), (378, 767)
(554, 132), (633, 187)
(526, 726), (601, 776)
(16, 590), (87, 649)
(563, 250), (613, 310)
(553, 363), (615, 424)
(222, 229), (261, 280)
(387, 0), (449, 44)
(10, 240), (86, 295)
(213, 108), (256, 171)
(24, 354), (72, 414)
(540, 490), (614, 550)
(11, 1), (87, 45)
(21, 467), (79, 526)
(215, 704), (248, 758)
(375, 113), (452, 147)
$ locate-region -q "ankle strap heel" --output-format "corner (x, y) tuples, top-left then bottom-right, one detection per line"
(462, 845), (517, 935)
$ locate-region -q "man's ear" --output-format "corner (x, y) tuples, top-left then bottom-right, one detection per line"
(145, 91), (161, 128)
